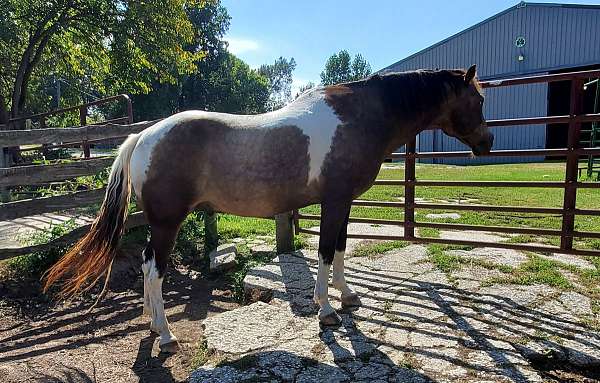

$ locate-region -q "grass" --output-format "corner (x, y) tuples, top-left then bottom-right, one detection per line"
(484, 254), (573, 289)
(427, 244), (513, 274)
(352, 240), (409, 258)
(7, 219), (79, 278)
(226, 244), (276, 302)
(299, 162), (600, 249)
(418, 227), (440, 238)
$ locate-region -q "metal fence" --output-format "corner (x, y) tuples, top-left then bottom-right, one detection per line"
(294, 69), (600, 257)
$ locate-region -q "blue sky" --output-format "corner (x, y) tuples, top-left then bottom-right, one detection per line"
(221, 0), (600, 93)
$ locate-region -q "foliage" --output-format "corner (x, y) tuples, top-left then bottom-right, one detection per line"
(294, 82), (315, 99)
(226, 244), (275, 302)
(8, 219), (78, 277)
(352, 240), (408, 258)
(1, 0), (208, 118)
(485, 254), (572, 289)
(427, 244), (513, 274)
(132, 1), (272, 119)
(320, 50), (371, 86)
(258, 57), (297, 110)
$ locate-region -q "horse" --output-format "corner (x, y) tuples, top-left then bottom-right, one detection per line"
(43, 65), (492, 353)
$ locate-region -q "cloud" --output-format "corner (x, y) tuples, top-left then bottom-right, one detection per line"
(225, 37), (260, 54)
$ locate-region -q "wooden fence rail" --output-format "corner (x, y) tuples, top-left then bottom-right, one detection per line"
(0, 188), (106, 221)
(0, 96), (155, 259)
(0, 120), (158, 147)
(0, 158), (114, 187)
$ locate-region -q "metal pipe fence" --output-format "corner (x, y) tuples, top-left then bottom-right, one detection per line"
(293, 69), (600, 257)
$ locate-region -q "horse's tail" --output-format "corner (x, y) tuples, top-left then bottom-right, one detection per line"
(43, 133), (141, 299)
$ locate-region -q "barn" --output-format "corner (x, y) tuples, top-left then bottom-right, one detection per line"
(381, 1), (600, 164)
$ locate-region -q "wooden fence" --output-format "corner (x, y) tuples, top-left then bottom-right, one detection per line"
(0, 96), (153, 259)
(0, 95), (296, 260)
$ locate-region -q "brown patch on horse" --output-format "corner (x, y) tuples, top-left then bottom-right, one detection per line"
(141, 119), (313, 219)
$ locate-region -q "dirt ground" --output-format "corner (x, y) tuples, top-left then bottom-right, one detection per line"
(0, 243), (239, 383)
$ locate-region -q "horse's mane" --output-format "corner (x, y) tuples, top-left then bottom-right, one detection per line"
(346, 69), (474, 120)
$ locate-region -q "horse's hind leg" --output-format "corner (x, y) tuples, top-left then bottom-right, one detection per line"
(332, 208), (361, 308)
(142, 222), (181, 353)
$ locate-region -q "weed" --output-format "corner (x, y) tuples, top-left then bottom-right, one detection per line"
(352, 240), (409, 258)
(8, 219), (79, 278)
(486, 254), (572, 289)
(227, 246), (276, 302)
(191, 338), (214, 368)
(418, 227), (440, 238)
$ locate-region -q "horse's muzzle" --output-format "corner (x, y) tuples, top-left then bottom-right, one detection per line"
(471, 132), (494, 156)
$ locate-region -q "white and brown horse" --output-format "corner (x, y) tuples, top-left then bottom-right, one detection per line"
(44, 66), (492, 353)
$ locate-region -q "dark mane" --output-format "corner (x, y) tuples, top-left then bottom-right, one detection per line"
(349, 69), (468, 120)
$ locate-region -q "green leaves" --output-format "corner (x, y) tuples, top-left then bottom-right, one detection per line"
(1, 0), (209, 117)
(320, 50), (372, 86)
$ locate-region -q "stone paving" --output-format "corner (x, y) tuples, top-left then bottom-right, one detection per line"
(0, 213), (93, 249)
(190, 233), (600, 383)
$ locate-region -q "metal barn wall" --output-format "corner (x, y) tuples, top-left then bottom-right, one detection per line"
(383, 3), (600, 164)
(418, 83), (547, 164)
(383, 4), (600, 79)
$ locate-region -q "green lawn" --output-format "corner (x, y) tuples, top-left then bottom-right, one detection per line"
(295, 162), (600, 250)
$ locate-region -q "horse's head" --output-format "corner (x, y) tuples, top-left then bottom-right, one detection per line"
(433, 65), (494, 156)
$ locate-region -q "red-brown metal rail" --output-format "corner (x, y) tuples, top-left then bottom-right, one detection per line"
(293, 68), (600, 257)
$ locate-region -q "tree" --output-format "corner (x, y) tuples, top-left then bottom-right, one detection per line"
(258, 57), (296, 110)
(294, 82), (315, 99)
(320, 50), (372, 85)
(0, 0), (205, 121)
(133, 1), (271, 119)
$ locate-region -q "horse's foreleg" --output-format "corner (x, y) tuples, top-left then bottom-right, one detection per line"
(314, 200), (351, 326)
(143, 224), (180, 353)
(331, 209), (361, 308)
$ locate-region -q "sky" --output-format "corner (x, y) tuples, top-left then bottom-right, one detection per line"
(220, 0), (600, 94)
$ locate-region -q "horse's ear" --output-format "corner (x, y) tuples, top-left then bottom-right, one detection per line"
(464, 65), (477, 84)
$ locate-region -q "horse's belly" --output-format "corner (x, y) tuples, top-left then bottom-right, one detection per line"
(208, 177), (318, 218)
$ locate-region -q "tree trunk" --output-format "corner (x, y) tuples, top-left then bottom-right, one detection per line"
(0, 94), (8, 126)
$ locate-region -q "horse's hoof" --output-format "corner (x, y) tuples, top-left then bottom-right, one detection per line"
(319, 311), (342, 327)
(159, 340), (180, 354)
(341, 293), (362, 308)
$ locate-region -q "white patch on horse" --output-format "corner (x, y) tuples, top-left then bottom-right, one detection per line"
(313, 253), (335, 316)
(332, 250), (354, 297)
(142, 256), (177, 346)
(264, 90), (341, 184)
(130, 111), (209, 199)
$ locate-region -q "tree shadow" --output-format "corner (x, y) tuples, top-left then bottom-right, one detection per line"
(0, 252), (235, 382)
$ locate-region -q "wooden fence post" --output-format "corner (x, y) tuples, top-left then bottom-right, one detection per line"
(0, 146), (10, 202)
(80, 106), (90, 158)
(275, 211), (294, 253)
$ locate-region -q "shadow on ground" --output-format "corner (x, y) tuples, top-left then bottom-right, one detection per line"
(196, 248), (600, 382)
(0, 247), (238, 383)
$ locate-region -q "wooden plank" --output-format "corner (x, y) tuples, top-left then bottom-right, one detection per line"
(0, 211), (147, 259)
(0, 188), (106, 221)
(0, 158), (113, 187)
(0, 119), (160, 147)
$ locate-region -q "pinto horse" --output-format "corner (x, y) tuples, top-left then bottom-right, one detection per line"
(44, 66), (492, 353)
